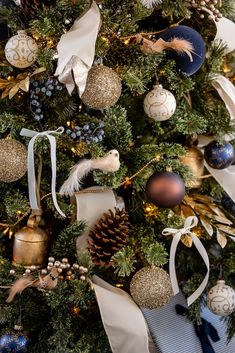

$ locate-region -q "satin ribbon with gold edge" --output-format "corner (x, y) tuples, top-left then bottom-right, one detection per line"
(162, 216), (210, 306)
(20, 127), (65, 218)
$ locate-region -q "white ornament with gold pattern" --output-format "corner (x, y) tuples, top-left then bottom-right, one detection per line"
(5, 30), (38, 69)
(144, 84), (176, 121)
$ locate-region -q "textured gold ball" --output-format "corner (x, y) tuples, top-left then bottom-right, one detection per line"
(0, 139), (27, 183)
(180, 146), (204, 188)
(130, 266), (173, 309)
(81, 65), (122, 110)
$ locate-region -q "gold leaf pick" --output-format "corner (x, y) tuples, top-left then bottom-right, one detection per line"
(181, 234), (193, 247)
(216, 229), (227, 248)
(201, 216), (213, 236)
(216, 225), (235, 236)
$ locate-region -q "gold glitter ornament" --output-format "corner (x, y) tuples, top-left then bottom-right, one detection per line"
(0, 139), (27, 182)
(81, 65), (122, 110)
(130, 266), (173, 309)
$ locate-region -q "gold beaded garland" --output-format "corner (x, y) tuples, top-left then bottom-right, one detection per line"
(130, 266), (173, 309)
(0, 139), (27, 183)
(189, 0), (222, 21)
(81, 65), (122, 110)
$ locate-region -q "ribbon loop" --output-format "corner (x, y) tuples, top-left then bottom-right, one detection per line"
(20, 127), (65, 218)
(163, 216), (209, 306)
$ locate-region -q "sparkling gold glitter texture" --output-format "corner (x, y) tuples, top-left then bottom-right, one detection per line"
(130, 266), (173, 309)
(0, 139), (27, 182)
(81, 65), (122, 110)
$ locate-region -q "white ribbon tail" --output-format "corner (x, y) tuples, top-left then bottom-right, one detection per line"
(187, 234), (210, 306)
(27, 135), (38, 211)
(47, 134), (66, 218)
(20, 127), (65, 217)
(169, 232), (182, 296)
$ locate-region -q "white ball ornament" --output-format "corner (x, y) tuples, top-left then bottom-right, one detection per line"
(144, 84), (176, 121)
(5, 30), (38, 68)
(207, 280), (235, 316)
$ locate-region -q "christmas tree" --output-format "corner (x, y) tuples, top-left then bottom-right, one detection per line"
(0, 0), (235, 352)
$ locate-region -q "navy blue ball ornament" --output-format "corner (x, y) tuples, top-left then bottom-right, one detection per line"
(159, 25), (206, 76)
(145, 171), (185, 208)
(204, 141), (234, 170)
(0, 326), (29, 353)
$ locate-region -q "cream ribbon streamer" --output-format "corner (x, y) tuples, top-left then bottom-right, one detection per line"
(162, 216), (210, 306)
(212, 74), (235, 121)
(55, 1), (101, 96)
(92, 275), (155, 353)
(20, 127), (65, 218)
(196, 74), (235, 202)
(203, 8), (235, 54)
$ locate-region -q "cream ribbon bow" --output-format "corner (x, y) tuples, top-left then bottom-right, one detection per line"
(162, 216), (210, 306)
(20, 127), (66, 218)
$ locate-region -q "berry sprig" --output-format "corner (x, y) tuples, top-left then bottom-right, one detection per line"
(66, 121), (105, 144)
(29, 77), (63, 121)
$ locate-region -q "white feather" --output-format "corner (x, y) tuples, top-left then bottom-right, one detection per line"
(140, 0), (162, 8)
(60, 159), (92, 196)
(60, 150), (120, 196)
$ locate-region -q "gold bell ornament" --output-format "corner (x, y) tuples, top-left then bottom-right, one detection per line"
(181, 146), (204, 188)
(13, 211), (48, 269)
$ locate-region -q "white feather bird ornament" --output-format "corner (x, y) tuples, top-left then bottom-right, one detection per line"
(60, 149), (120, 196)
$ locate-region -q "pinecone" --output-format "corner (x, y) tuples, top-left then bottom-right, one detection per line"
(88, 208), (129, 266)
(20, 0), (56, 17)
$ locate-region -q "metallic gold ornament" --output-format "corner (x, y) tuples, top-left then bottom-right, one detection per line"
(5, 30), (38, 68)
(181, 146), (204, 188)
(13, 220), (48, 269)
(0, 139), (27, 183)
(81, 65), (122, 110)
(130, 266), (173, 309)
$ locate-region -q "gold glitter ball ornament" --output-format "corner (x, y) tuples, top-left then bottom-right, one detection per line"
(0, 139), (27, 182)
(130, 266), (173, 309)
(5, 30), (38, 68)
(81, 65), (122, 110)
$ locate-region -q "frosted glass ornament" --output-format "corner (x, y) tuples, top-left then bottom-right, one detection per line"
(144, 84), (176, 121)
(207, 280), (235, 316)
(5, 30), (38, 68)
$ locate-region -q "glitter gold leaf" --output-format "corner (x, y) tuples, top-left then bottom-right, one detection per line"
(181, 234), (193, 247)
(180, 204), (195, 218)
(216, 229), (227, 248)
(216, 225), (235, 236)
(200, 216), (213, 236)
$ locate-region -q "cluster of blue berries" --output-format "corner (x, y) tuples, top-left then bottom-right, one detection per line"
(30, 78), (63, 121)
(66, 121), (105, 144)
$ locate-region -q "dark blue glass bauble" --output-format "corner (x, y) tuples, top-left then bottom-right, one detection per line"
(158, 25), (206, 76)
(0, 330), (29, 353)
(204, 141), (235, 169)
(145, 171), (185, 208)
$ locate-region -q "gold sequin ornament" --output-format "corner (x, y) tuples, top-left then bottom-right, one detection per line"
(0, 139), (27, 182)
(81, 65), (122, 110)
(180, 146), (204, 188)
(130, 266), (173, 309)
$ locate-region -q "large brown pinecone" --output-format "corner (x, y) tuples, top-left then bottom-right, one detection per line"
(20, 0), (56, 17)
(88, 208), (129, 266)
